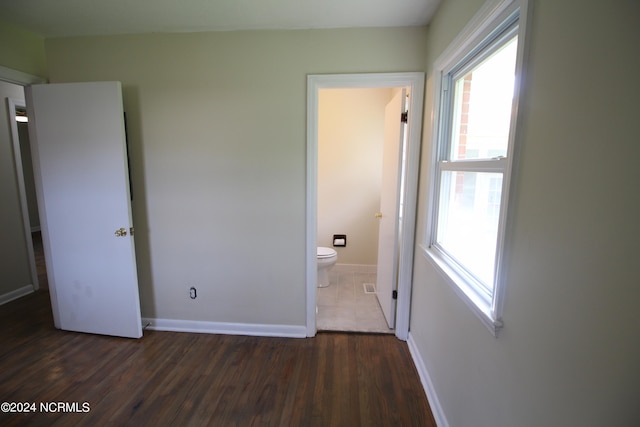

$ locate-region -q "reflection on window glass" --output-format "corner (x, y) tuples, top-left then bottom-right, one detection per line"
(450, 36), (518, 161)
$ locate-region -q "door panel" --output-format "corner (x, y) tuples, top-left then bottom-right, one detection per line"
(26, 82), (142, 338)
(376, 88), (406, 329)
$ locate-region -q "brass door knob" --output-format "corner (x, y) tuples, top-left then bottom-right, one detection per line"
(114, 227), (127, 237)
(375, 212), (383, 219)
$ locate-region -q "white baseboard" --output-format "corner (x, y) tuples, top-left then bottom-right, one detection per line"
(141, 317), (307, 338)
(407, 332), (450, 427)
(0, 284), (35, 306)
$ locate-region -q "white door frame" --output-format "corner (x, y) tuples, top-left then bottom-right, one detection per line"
(306, 72), (425, 340)
(1, 66), (46, 300)
(6, 97), (39, 292)
(0, 65), (46, 87)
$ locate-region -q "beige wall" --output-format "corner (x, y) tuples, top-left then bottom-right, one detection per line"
(44, 27), (427, 325)
(0, 80), (31, 296)
(0, 20), (47, 77)
(410, 0), (640, 426)
(318, 88), (393, 265)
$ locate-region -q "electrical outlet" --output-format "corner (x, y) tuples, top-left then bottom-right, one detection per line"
(189, 287), (197, 299)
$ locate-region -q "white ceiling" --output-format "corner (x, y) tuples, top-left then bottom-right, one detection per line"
(0, 0), (441, 38)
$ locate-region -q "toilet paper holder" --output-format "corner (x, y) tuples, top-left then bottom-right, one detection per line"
(333, 234), (346, 247)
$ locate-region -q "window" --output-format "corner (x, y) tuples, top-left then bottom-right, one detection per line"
(423, 0), (529, 335)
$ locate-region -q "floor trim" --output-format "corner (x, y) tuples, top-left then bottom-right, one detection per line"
(407, 332), (450, 427)
(142, 317), (307, 338)
(0, 284), (35, 306)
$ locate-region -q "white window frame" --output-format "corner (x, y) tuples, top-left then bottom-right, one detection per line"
(421, 0), (531, 336)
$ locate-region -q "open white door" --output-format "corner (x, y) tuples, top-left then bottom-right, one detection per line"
(376, 88), (406, 329)
(26, 82), (142, 338)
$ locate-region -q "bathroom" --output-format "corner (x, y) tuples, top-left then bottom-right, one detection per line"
(316, 86), (407, 333)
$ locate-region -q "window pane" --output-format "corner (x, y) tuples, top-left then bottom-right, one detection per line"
(450, 36), (518, 160)
(436, 171), (502, 290)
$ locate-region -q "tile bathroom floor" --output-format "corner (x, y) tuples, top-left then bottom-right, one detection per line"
(317, 265), (393, 334)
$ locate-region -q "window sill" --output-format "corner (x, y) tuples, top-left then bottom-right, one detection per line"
(420, 244), (503, 337)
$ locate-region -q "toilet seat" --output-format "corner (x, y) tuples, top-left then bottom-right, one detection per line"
(317, 247), (337, 258)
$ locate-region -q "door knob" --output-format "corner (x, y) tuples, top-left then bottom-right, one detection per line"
(375, 212), (383, 219)
(114, 227), (127, 237)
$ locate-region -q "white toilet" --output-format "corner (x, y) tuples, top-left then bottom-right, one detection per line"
(317, 247), (337, 288)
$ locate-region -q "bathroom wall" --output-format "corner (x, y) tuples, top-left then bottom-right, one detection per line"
(318, 87), (393, 265)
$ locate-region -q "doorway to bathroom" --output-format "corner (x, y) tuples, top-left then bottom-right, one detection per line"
(316, 87), (404, 334)
(306, 73), (425, 341)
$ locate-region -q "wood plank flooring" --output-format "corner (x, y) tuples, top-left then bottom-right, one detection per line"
(31, 231), (48, 290)
(0, 291), (435, 426)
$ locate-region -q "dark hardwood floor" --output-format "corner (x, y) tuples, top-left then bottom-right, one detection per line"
(32, 231), (48, 290)
(0, 291), (436, 426)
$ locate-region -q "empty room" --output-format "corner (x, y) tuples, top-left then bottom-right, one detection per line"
(1, 0), (639, 426)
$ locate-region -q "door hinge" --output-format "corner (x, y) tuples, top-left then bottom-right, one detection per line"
(400, 111), (408, 124)
(392, 290), (398, 300)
